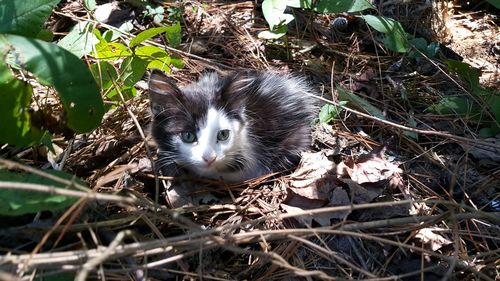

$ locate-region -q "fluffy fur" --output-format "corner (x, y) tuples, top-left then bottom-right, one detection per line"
(149, 69), (316, 182)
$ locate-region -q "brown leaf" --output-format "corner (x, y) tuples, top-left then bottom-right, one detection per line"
(288, 150), (337, 200)
(346, 146), (402, 184)
(415, 228), (453, 251)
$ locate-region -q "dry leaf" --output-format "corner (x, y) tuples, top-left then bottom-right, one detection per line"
(287, 150), (337, 201)
(281, 204), (313, 227)
(415, 228), (453, 251)
(345, 146), (402, 184)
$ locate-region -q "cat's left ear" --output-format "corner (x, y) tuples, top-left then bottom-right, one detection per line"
(218, 73), (249, 111)
(149, 69), (183, 115)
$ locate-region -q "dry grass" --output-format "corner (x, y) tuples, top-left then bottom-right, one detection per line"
(0, 0), (499, 280)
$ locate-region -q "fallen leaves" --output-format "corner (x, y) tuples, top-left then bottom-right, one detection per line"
(282, 145), (404, 226)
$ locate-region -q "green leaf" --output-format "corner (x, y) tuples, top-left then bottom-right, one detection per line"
(315, 0), (374, 13)
(486, 0), (500, 9)
(120, 56), (148, 87)
(286, 0), (312, 8)
(83, 0), (96, 11)
(318, 102), (346, 124)
(0, 34), (105, 133)
(262, 0), (295, 30)
(57, 22), (99, 58)
(94, 41), (132, 60)
(135, 45), (171, 72)
(105, 86), (137, 101)
(0, 170), (82, 216)
(403, 116), (418, 140)
(487, 92), (500, 123)
(89, 61), (117, 90)
(170, 56), (185, 69)
(479, 123), (500, 137)
(164, 22), (182, 48)
(337, 86), (386, 120)
(130, 26), (172, 48)
(257, 25), (288, 39)
(0, 0), (61, 37)
(36, 28), (54, 41)
(0, 60), (47, 146)
(445, 59), (480, 91)
(361, 15), (409, 53)
(426, 96), (477, 116)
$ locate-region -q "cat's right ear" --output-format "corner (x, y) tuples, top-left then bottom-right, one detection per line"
(149, 69), (183, 115)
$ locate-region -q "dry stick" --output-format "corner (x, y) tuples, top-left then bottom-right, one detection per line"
(75, 230), (133, 281)
(20, 197), (88, 276)
(0, 158), (88, 191)
(3, 209), (496, 269)
(307, 93), (500, 150)
(0, 182), (135, 204)
(289, 234), (377, 278)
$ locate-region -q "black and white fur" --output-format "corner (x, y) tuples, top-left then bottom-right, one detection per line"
(149, 70), (316, 182)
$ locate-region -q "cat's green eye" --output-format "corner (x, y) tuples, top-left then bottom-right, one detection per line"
(217, 129), (230, 141)
(181, 132), (197, 143)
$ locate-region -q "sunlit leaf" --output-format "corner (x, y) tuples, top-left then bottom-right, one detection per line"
(314, 0), (374, 13)
(361, 15), (409, 53)
(57, 22), (98, 58)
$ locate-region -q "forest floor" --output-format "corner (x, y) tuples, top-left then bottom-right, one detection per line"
(1, 0), (499, 280)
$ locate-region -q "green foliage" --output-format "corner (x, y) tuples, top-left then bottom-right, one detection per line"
(259, 0), (416, 55)
(57, 21), (99, 58)
(0, 34), (105, 133)
(0, 0), (61, 38)
(91, 23), (183, 105)
(318, 102), (347, 124)
(0, 60), (49, 146)
(313, 0), (374, 13)
(259, 0), (374, 39)
(427, 60), (500, 137)
(338, 86), (386, 120)
(144, 3), (165, 25)
(487, 0), (500, 9)
(83, 0), (96, 11)
(0, 169), (83, 216)
(167, 6), (183, 22)
(408, 37), (440, 59)
(361, 15), (409, 53)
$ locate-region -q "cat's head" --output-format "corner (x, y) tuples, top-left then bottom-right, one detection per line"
(149, 70), (250, 179)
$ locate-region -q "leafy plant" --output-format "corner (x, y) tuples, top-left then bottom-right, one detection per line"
(259, 0), (374, 39)
(259, 0), (419, 55)
(318, 101), (347, 124)
(91, 22), (183, 106)
(0, 169), (84, 216)
(427, 60), (500, 137)
(0, 0), (105, 146)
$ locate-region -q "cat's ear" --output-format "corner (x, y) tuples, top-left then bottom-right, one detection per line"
(218, 73), (250, 112)
(149, 69), (183, 115)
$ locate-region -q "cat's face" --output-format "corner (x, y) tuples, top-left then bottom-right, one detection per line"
(149, 70), (250, 179)
(174, 107), (247, 177)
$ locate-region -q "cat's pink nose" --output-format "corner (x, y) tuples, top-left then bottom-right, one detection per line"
(202, 154), (216, 166)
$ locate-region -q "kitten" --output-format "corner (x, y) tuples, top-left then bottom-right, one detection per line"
(149, 69), (316, 182)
